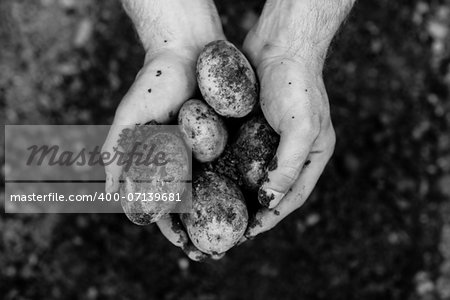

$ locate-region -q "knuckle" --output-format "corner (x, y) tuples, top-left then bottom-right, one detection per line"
(285, 189), (308, 210)
(183, 246), (205, 261)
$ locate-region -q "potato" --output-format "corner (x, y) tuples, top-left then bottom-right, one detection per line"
(234, 115), (279, 190)
(196, 40), (258, 118)
(178, 99), (228, 162)
(181, 170), (248, 255)
(119, 125), (190, 225)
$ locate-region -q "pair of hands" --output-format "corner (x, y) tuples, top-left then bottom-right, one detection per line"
(102, 0), (338, 261)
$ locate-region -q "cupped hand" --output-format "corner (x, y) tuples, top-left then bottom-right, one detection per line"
(239, 11), (337, 242)
(102, 0), (226, 261)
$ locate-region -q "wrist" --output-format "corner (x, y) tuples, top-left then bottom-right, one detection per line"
(143, 46), (198, 67)
(122, 0), (225, 57)
(140, 26), (225, 58)
(143, 38), (220, 63)
(256, 54), (325, 89)
(247, 0), (355, 69)
(245, 30), (327, 74)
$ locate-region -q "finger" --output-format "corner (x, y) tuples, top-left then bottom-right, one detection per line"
(242, 26), (264, 66)
(182, 244), (209, 262)
(156, 214), (189, 248)
(258, 109), (320, 208)
(211, 252), (226, 260)
(248, 132), (334, 238)
(156, 215), (209, 262)
(102, 122), (132, 193)
(102, 53), (196, 193)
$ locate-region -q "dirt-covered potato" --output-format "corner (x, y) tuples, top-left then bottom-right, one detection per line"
(119, 126), (190, 225)
(234, 115), (280, 190)
(178, 99), (228, 162)
(196, 40), (258, 118)
(181, 170), (248, 255)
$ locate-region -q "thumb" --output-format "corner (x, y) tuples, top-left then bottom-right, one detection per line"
(102, 52), (197, 193)
(258, 114), (319, 208)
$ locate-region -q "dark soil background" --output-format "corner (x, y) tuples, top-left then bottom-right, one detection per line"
(1, 0), (450, 299)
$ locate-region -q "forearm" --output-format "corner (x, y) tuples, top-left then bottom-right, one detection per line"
(253, 0), (355, 66)
(121, 0), (224, 55)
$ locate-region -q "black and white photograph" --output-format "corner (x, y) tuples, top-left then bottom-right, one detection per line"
(1, 0), (450, 299)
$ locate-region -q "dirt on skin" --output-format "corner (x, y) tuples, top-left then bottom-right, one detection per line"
(258, 189), (275, 208)
(117, 121), (160, 152)
(245, 211), (264, 234)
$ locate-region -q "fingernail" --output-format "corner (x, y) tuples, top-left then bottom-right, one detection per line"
(258, 188), (284, 209)
(183, 244), (207, 262)
(268, 190), (284, 208)
(211, 252), (225, 260)
(187, 251), (207, 262)
(237, 236), (248, 246)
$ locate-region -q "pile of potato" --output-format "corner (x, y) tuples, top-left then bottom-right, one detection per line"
(121, 40), (279, 255)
